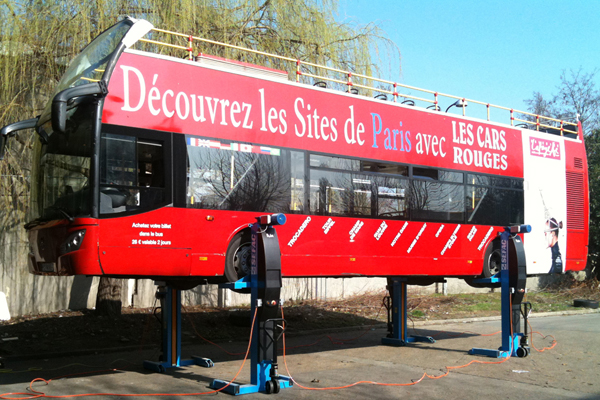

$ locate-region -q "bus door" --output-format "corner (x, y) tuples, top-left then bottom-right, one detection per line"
(97, 127), (192, 277)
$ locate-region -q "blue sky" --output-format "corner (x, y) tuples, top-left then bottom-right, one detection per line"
(339, 0), (600, 121)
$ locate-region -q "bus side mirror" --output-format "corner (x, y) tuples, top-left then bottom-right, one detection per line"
(0, 118), (38, 160)
(52, 81), (108, 134)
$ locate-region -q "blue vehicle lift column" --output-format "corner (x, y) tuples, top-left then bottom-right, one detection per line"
(211, 214), (293, 395)
(143, 285), (214, 372)
(470, 225), (531, 358)
(381, 278), (435, 346)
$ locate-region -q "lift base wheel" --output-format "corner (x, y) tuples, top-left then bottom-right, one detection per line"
(516, 346), (530, 358)
(265, 380), (274, 394)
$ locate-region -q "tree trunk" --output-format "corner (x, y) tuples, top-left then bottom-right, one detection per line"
(95, 277), (122, 317)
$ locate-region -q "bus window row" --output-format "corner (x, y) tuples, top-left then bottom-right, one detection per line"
(97, 131), (523, 227)
(184, 136), (524, 226)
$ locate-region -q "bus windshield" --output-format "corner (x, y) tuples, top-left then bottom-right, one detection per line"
(29, 102), (95, 222)
(38, 19), (133, 125)
(29, 19), (134, 222)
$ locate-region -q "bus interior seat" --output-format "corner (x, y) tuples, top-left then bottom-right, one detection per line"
(100, 186), (129, 210)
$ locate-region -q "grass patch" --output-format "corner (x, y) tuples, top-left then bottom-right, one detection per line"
(401, 281), (600, 321)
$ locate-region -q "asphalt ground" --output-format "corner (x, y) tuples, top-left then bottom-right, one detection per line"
(1, 312), (599, 399)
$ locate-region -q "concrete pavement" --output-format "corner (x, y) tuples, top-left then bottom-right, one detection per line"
(1, 313), (599, 399)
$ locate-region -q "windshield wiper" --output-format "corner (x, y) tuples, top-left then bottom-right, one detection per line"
(47, 206), (75, 222)
(24, 219), (45, 230)
(24, 206), (76, 229)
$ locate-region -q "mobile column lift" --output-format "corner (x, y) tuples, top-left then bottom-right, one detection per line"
(143, 285), (214, 373)
(144, 213), (293, 394)
(469, 225), (532, 358)
(381, 278), (436, 346)
(382, 224), (532, 359)
(210, 213), (293, 395)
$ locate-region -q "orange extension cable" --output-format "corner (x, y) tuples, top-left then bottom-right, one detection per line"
(0, 308), (258, 400)
(279, 295), (556, 392)
(1, 296), (559, 398)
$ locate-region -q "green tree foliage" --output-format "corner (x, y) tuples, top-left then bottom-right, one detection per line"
(525, 68), (600, 135)
(585, 128), (600, 279)
(0, 0), (399, 315)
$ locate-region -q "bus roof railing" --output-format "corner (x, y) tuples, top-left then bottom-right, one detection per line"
(133, 27), (579, 137)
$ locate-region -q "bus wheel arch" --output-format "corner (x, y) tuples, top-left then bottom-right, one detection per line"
(465, 238), (502, 288)
(224, 228), (252, 282)
(483, 238), (502, 278)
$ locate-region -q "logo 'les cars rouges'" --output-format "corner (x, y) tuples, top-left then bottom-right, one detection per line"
(530, 137), (560, 160)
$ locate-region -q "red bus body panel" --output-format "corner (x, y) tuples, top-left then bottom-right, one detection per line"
(27, 49), (588, 279)
(563, 140), (589, 270)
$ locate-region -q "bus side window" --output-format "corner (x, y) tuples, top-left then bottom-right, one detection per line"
(100, 134), (135, 214)
(290, 151), (305, 213)
(375, 176), (408, 219)
(467, 186), (524, 225)
(136, 140), (166, 209)
(138, 141), (164, 188)
(100, 133), (167, 215)
(185, 136), (294, 213)
(466, 174), (524, 225)
(309, 169), (352, 216)
(409, 179), (464, 222)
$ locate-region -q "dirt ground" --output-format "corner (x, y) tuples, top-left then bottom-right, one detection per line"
(1, 281), (598, 360)
(0, 291), (388, 359)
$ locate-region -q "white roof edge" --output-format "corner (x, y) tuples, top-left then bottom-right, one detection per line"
(122, 19), (154, 48)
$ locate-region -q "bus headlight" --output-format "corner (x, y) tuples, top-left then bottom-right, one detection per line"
(61, 230), (86, 255)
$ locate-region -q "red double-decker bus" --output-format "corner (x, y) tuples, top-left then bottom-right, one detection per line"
(0, 18), (588, 289)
